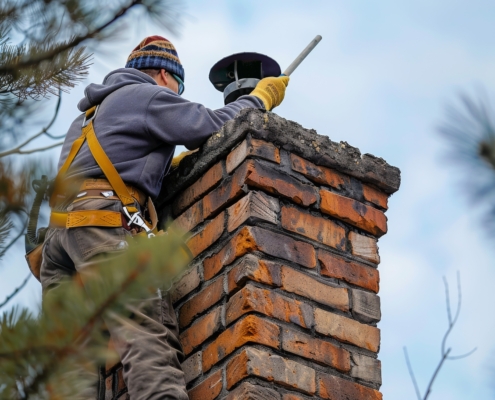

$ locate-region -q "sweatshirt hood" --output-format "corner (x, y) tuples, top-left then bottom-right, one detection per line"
(77, 68), (156, 111)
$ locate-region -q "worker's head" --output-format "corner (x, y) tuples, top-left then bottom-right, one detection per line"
(125, 36), (185, 95)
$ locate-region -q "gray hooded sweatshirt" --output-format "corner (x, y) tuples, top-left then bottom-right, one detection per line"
(58, 68), (264, 200)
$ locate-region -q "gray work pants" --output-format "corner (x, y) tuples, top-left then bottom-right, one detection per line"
(40, 198), (188, 400)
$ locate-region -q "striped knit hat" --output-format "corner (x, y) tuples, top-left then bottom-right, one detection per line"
(125, 35), (185, 82)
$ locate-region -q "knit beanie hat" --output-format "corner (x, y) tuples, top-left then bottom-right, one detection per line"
(125, 35), (185, 82)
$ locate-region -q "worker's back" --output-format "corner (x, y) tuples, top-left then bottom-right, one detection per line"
(59, 68), (262, 199)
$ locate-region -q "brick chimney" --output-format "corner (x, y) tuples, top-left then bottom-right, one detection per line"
(102, 109), (400, 399)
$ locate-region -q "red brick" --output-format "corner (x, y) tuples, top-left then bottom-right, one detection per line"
(245, 160), (317, 207)
(281, 206), (346, 251)
(226, 284), (314, 328)
(318, 373), (382, 400)
(186, 212), (225, 258)
(320, 190), (387, 237)
(180, 306), (223, 355)
(170, 199), (203, 234)
(203, 227), (259, 280)
(290, 153), (349, 189)
(249, 227), (317, 269)
(202, 315), (280, 372)
(227, 255), (282, 294)
(227, 191), (279, 232)
(314, 308), (380, 352)
(283, 394), (306, 400)
(281, 266), (349, 311)
(282, 328), (350, 372)
(181, 352), (202, 384)
(203, 161), (251, 218)
(318, 250), (379, 293)
(351, 289), (381, 323)
(227, 137), (281, 174)
(350, 353), (382, 385)
(226, 381), (281, 400)
(349, 231), (380, 264)
(173, 161), (223, 215)
(188, 369), (223, 400)
(204, 226), (317, 281)
(170, 265), (201, 304)
(363, 184), (388, 210)
(226, 347), (316, 394)
(179, 277), (225, 328)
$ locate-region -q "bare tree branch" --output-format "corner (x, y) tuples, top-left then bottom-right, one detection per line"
(0, 92), (62, 158)
(0, 274), (31, 310)
(10, 141), (64, 156)
(44, 131), (66, 140)
(404, 272), (476, 400)
(441, 272), (476, 360)
(403, 347), (422, 400)
(423, 348), (452, 400)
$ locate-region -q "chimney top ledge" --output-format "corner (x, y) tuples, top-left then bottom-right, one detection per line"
(159, 109), (400, 205)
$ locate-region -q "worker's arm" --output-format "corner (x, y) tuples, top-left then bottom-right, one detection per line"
(146, 90), (264, 150)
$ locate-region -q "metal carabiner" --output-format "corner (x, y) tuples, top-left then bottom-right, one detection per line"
(123, 207), (155, 238)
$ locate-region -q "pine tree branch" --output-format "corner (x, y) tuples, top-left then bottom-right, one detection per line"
(12, 253), (152, 397)
(0, 0), (141, 74)
(74, 253), (151, 345)
(0, 344), (62, 359)
(0, 47), (91, 100)
(0, 274), (31, 310)
(0, 218), (27, 259)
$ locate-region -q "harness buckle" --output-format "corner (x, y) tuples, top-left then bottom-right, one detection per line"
(123, 206), (155, 238)
(82, 105), (100, 128)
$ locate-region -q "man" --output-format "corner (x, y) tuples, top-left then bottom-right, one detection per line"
(40, 36), (289, 399)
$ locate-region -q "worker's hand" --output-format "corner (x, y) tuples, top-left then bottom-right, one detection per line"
(171, 149), (198, 169)
(250, 75), (290, 111)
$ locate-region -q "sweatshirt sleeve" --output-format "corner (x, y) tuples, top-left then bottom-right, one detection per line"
(145, 89), (265, 150)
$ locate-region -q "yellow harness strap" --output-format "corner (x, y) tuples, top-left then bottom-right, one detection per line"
(50, 106), (139, 228)
(50, 210), (122, 228)
(49, 113), (90, 208)
(86, 118), (137, 211)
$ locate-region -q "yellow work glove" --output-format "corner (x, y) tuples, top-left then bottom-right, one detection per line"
(250, 75), (290, 111)
(171, 149), (198, 169)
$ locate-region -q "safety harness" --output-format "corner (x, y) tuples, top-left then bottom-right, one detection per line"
(26, 105), (159, 280)
(50, 105), (157, 235)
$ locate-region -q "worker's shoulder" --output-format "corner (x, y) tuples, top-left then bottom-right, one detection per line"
(123, 83), (180, 104)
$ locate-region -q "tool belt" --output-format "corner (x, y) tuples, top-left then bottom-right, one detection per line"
(26, 105), (159, 281)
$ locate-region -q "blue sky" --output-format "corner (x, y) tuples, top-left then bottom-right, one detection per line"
(2, 1), (495, 398)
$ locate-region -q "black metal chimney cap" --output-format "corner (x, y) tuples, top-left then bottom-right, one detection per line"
(209, 52), (281, 93)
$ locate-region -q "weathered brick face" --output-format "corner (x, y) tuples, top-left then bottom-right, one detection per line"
(103, 109), (400, 399)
